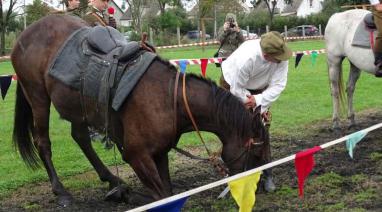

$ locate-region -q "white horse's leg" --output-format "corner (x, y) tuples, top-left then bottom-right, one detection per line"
(328, 54), (344, 130)
(346, 62), (361, 128)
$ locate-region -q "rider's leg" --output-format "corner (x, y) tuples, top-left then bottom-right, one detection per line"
(373, 8), (382, 77)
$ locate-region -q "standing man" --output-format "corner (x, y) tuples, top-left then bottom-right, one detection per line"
(83, 0), (116, 28)
(369, 0), (382, 77)
(217, 13), (244, 58)
(221, 31), (292, 192)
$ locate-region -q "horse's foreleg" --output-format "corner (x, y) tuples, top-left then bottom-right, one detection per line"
(70, 123), (126, 191)
(347, 62), (361, 129)
(328, 55), (343, 130)
(154, 154), (172, 195)
(31, 100), (73, 206)
(128, 152), (171, 200)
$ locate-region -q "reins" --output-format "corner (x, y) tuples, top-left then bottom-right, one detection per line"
(172, 72), (264, 176)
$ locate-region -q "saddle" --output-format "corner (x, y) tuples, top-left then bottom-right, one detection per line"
(85, 26), (140, 62)
(364, 13), (376, 30)
(352, 13), (377, 48)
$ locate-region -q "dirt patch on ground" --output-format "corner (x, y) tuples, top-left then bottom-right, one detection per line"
(1, 110), (381, 211)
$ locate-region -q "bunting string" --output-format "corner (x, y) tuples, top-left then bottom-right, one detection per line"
(169, 49), (326, 66)
(127, 122), (382, 212)
(157, 36), (324, 50)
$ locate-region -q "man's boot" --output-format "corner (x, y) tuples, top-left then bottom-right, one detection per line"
(263, 169), (276, 192)
(375, 63), (382, 77)
(374, 53), (382, 77)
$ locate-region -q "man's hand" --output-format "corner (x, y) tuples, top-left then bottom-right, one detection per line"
(244, 94), (256, 109)
(223, 22), (230, 31)
(108, 17), (117, 29)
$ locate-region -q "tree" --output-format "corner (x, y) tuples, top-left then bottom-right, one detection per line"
(25, 0), (50, 25)
(250, 0), (292, 29)
(0, 0), (19, 55)
(126, 0), (145, 33)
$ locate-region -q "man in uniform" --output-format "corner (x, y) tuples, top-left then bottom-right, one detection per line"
(83, 0), (116, 28)
(221, 31), (292, 192)
(369, 0), (382, 77)
(64, 0), (81, 17)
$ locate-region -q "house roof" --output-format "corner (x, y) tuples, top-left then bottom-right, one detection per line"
(120, 8), (132, 20)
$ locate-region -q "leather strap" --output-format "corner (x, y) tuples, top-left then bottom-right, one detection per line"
(91, 13), (107, 26)
(182, 73), (211, 155)
(173, 71), (180, 136)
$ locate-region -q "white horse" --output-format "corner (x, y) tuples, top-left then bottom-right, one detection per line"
(325, 9), (377, 130)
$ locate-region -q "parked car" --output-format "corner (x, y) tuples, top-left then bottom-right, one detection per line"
(241, 29), (258, 40)
(281, 25), (319, 37)
(186, 30), (211, 40)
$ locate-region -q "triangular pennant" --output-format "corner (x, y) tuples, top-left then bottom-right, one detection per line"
(179, 60), (188, 73)
(311, 51), (318, 67)
(200, 58), (208, 77)
(295, 53), (304, 68)
(148, 197), (188, 212)
(294, 146), (322, 198)
(346, 131), (367, 159)
(0, 75), (12, 100)
(228, 172), (262, 212)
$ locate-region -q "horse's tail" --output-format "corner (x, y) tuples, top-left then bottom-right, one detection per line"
(13, 82), (40, 169)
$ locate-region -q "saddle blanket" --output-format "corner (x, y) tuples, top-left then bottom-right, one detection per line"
(48, 27), (157, 111)
(352, 20), (377, 48)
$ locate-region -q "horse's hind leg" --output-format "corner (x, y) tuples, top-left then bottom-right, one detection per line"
(328, 54), (344, 130)
(346, 62), (361, 129)
(70, 122), (128, 200)
(23, 85), (73, 206)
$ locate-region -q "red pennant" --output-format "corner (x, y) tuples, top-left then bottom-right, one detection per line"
(200, 58), (208, 77)
(294, 146), (322, 198)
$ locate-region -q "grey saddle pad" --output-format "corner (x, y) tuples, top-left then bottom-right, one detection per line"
(49, 27), (157, 111)
(352, 20), (377, 48)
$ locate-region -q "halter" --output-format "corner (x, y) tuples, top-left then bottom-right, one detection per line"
(172, 72), (264, 176)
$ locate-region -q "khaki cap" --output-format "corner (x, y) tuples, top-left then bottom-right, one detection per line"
(260, 31), (292, 61)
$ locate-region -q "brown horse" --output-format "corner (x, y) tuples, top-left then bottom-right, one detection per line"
(12, 15), (268, 206)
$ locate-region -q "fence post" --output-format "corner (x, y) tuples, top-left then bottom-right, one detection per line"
(149, 27), (154, 44)
(284, 25), (288, 38)
(177, 26), (181, 45)
(266, 25), (269, 33)
(319, 24), (322, 36)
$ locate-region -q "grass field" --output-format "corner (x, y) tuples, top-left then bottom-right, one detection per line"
(0, 39), (381, 204)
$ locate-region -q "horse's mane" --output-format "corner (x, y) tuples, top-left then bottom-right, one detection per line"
(186, 74), (254, 138)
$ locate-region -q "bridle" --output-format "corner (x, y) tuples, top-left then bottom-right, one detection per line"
(172, 72), (264, 176)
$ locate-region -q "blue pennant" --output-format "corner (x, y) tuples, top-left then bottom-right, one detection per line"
(148, 197), (188, 212)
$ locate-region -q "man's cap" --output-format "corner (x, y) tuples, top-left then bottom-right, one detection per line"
(225, 13), (236, 22)
(260, 31), (292, 61)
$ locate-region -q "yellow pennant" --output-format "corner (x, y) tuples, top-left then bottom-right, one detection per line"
(228, 172), (262, 212)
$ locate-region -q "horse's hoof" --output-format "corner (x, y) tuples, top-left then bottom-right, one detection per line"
(105, 185), (129, 203)
(127, 191), (154, 205)
(58, 195), (73, 207)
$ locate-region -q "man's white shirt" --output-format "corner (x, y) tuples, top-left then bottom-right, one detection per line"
(221, 39), (288, 113)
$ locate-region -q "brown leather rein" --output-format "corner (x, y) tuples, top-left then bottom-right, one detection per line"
(172, 72), (262, 176)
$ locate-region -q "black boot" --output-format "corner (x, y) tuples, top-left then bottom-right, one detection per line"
(263, 169), (276, 192)
(374, 53), (382, 77)
(375, 64), (382, 77)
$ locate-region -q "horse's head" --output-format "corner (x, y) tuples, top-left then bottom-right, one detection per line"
(220, 107), (269, 175)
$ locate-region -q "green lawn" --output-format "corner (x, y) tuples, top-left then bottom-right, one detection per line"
(0, 39), (381, 199)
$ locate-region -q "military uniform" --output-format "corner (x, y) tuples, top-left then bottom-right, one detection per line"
(66, 7), (82, 18)
(369, 0), (382, 77)
(83, 7), (109, 27)
(217, 13), (244, 58)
